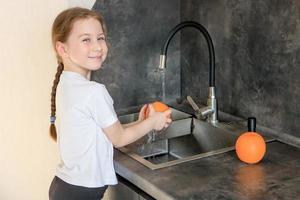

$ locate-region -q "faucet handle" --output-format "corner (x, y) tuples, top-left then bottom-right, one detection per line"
(187, 96), (214, 120)
(187, 96), (202, 119)
(187, 96), (200, 112)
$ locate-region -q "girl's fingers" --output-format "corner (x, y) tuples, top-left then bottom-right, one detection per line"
(140, 104), (148, 114)
(164, 109), (172, 120)
(147, 104), (156, 117)
(138, 104), (148, 121)
(166, 118), (172, 123)
(148, 104), (154, 112)
(164, 121), (171, 128)
(141, 104), (147, 111)
(164, 109), (172, 117)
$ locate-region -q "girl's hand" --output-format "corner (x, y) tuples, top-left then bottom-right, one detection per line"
(148, 104), (172, 131)
(138, 104), (148, 122)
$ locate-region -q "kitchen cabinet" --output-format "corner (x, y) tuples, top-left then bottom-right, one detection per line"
(107, 175), (154, 200)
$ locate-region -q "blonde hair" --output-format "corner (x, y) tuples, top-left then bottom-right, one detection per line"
(49, 7), (107, 141)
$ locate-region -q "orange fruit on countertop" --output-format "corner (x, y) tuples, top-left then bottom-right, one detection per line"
(235, 131), (266, 164)
(145, 101), (170, 118)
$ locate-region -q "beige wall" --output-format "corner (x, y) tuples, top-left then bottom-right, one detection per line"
(0, 1), (104, 199)
(0, 1), (68, 199)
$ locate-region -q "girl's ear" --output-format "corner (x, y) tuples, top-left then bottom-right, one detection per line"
(55, 41), (69, 59)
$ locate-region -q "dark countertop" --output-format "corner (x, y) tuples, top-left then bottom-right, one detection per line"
(114, 140), (300, 200)
(114, 102), (300, 199)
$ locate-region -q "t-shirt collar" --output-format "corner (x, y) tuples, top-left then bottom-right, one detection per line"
(62, 71), (88, 81)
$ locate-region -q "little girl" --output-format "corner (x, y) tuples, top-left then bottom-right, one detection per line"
(48, 7), (172, 200)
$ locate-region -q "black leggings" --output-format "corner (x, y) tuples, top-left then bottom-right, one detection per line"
(49, 176), (108, 200)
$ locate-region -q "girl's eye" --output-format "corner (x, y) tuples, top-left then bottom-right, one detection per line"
(82, 38), (91, 43)
(98, 37), (106, 41)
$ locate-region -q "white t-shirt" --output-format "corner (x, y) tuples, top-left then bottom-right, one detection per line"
(55, 71), (118, 187)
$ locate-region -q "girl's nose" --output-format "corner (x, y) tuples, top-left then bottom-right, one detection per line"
(92, 41), (102, 52)
(93, 44), (101, 52)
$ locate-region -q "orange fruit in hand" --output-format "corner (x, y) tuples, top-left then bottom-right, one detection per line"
(235, 132), (266, 164)
(145, 101), (169, 118)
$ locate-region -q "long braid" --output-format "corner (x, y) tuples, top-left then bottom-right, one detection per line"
(49, 63), (64, 141)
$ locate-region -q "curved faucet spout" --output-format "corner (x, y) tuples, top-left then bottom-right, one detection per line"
(159, 21), (218, 124)
(159, 21), (216, 87)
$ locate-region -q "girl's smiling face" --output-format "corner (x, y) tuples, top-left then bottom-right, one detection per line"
(58, 17), (108, 77)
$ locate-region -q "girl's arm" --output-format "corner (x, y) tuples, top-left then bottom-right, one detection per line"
(103, 106), (171, 148)
(122, 121), (140, 128)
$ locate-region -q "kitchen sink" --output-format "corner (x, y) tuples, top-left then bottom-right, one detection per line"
(118, 108), (274, 170)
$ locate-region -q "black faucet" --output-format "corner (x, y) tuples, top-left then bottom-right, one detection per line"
(159, 21), (218, 124)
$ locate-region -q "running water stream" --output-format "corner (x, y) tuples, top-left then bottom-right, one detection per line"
(147, 69), (167, 144)
(161, 68), (166, 103)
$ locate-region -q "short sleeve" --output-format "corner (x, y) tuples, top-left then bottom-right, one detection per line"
(86, 84), (118, 128)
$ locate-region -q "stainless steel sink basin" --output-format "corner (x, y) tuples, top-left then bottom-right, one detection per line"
(118, 108), (274, 170)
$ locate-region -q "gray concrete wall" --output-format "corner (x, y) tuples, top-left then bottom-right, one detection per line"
(92, 0), (181, 108)
(181, 0), (300, 137)
(92, 0), (299, 138)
